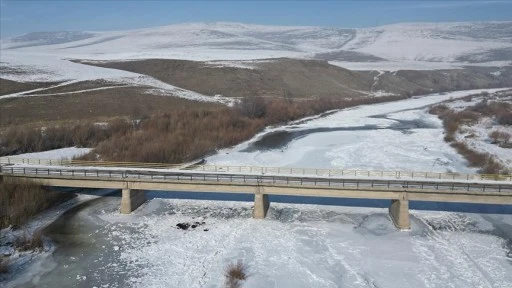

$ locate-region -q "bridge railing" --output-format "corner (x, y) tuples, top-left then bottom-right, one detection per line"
(1, 165), (511, 194)
(1, 157), (511, 182)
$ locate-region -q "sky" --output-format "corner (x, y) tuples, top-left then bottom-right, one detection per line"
(1, 0), (511, 37)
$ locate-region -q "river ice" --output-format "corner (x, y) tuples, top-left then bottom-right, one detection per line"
(206, 88), (509, 172)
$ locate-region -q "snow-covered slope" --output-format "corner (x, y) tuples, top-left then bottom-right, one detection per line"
(0, 21), (510, 98)
(1, 21), (511, 66)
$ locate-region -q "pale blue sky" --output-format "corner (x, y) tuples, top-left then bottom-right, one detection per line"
(1, 1), (511, 37)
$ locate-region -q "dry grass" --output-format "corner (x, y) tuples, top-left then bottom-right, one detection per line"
(0, 86), (222, 128)
(0, 78), (58, 96)
(0, 177), (74, 229)
(224, 261), (248, 288)
(15, 229), (44, 252)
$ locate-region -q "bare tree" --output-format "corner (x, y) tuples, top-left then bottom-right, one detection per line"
(237, 96), (267, 118)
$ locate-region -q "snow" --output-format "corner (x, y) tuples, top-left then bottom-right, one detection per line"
(330, 60), (512, 71)
(1, 22), (511, 88)
(345, 22), (511, 63)
(92, 199), (512, 288)
(0, 51), (235, 105)
(0, 147), (92, 160)
(206, 88), (510, 172)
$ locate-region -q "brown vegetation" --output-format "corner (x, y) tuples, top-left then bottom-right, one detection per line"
(0, 78), (58, 96)
(0, 177), (74, 229)
(449, 142), (508, 174)
(0, 257), (8, 274)
(0, 86), (222, 128)
(429, 100), (510, 174)
(84, 109), (265, 163)
(15, 229), (44, 252)
(224, 261), (248, 288)
(79, 59), (512, 99)
(489, 130), (511, 145)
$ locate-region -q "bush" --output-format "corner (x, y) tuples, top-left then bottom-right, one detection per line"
(497, 111), (512, 125)
(0, 257), (8, 274)
(0, 177), (73, 229)
(15, 229), (44, 252)
(224, 261), (248, 288)
(429, 104), (449, 116)
(489, 130), (511, 144)
(237, 96), (267, 118)
(450, 142), (508, 174)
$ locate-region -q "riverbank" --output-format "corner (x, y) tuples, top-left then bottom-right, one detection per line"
(0, 189), (114, 286)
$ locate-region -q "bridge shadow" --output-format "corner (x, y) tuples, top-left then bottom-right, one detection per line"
(145, 190), (512, 215)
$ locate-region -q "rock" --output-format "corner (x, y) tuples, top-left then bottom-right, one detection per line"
(176, 223), (190, 230)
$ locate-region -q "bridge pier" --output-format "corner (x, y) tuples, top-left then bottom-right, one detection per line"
(389, 194), (410, 230)
(253, 191), (270, 219)
(120, 188), (146, 214)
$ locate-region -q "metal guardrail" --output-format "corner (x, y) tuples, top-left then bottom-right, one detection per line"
(1, 166), (511, 194)
(1, 157), (511, 182)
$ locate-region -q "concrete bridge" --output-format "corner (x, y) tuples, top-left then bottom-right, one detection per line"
(1, 164), (512, 230)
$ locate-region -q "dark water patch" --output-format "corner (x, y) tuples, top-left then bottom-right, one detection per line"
(23, 190), (136, 288)
(147, 190), (253, 202)
(242, 113), (438, 151)
(370, 114), (438, 129)
(410, 201), (512, 214)
(241, 125), (380, 151)
(43, 190), (119, 248)
(149, 190), (512, 215)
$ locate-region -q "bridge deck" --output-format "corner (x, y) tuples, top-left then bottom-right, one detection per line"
(2, 165), (512, 205)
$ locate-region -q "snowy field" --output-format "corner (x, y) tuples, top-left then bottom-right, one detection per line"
(1, 22), (511, 89)
(206, 88), (510, 173)
(0, 147), (92, 161)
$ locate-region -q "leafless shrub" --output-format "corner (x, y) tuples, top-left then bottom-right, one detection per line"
(450, 142), (508, 174)
(0, 257), (8, 274)
(224, 261), (248, 288)
(489, 130), (511, 144)
(429, 104), (450, 116)
(0, 177), (73, 229)
(15, 229), (44, 252)
(237, 96), (267, 118)
(497, 111), (512, 125)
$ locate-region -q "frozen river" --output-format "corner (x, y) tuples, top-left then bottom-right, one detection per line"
(206, 88), (509, 172)
(3, 88), (512, 288)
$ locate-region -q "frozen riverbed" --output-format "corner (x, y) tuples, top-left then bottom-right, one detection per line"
(206, 88), (509, 172)
(5, 194), (512, 288)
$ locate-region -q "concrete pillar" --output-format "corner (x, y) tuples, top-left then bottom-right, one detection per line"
(389, 194), (410, 230)
(120, 188), (146, 214)
(253, 189), (270, 219)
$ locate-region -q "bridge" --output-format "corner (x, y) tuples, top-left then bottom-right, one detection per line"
(1, 158), (512, 230)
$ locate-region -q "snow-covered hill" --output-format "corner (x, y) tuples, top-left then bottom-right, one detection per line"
(0, 21), (510, 96)
(1, 21), (511, 63)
